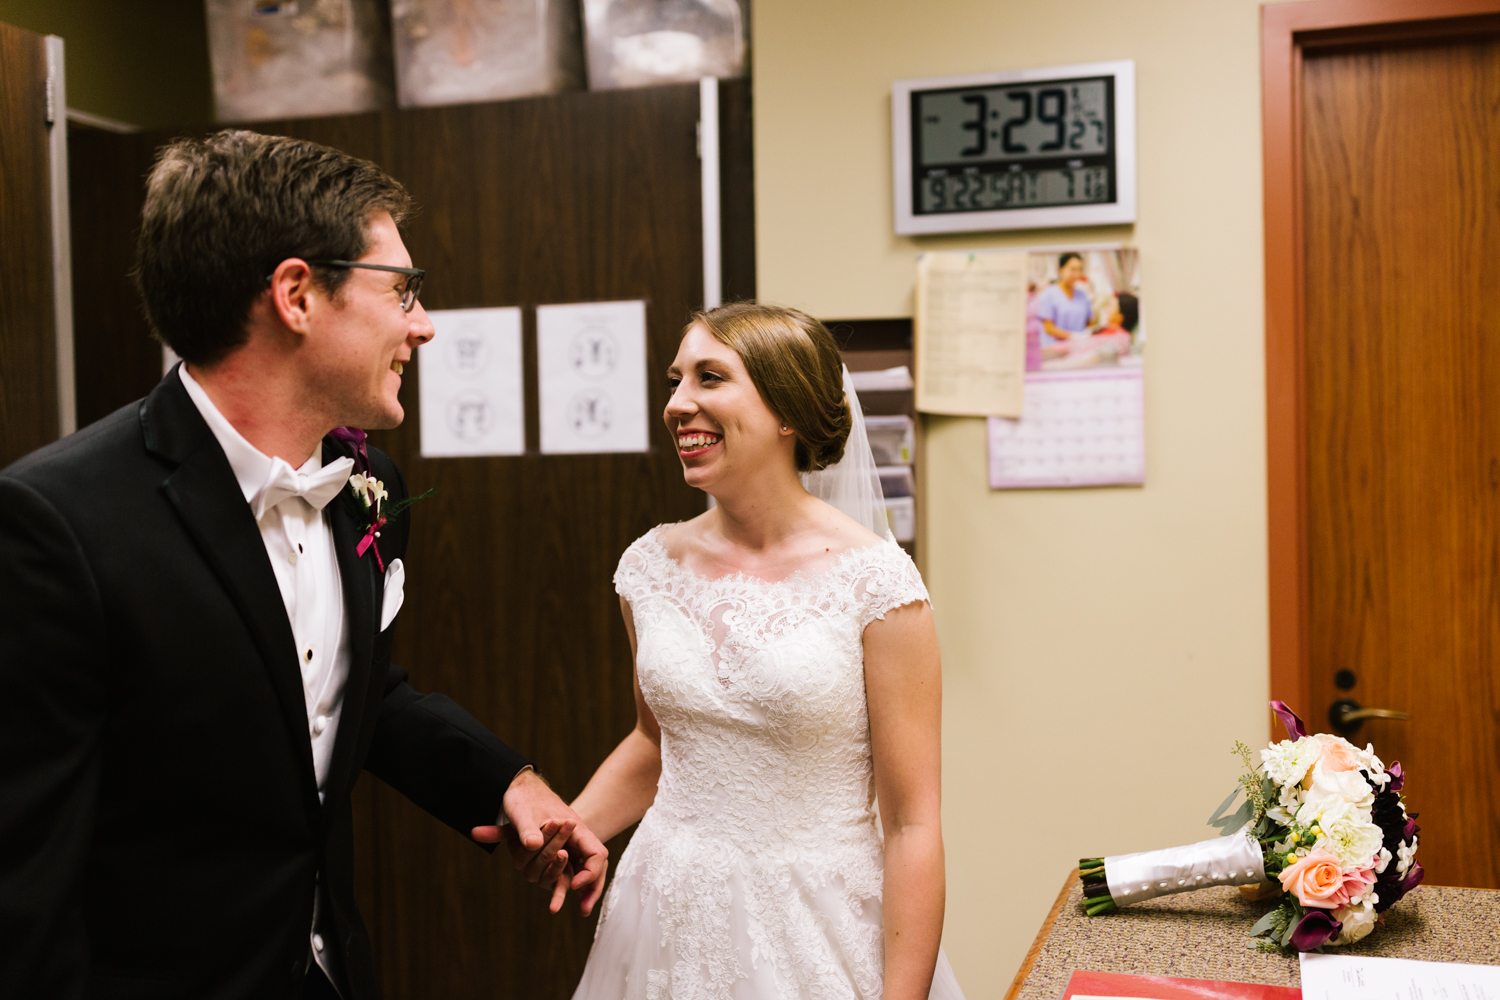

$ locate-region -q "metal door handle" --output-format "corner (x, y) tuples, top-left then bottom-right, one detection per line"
(1329, 698), (1410, 734)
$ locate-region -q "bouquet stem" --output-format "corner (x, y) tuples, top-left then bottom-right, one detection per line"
(1079, 859), (1117, 914)
(1078, 833), (1269, 915)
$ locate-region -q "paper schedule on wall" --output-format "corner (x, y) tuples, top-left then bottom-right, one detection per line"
(987, 369), (1144, 488)
(537, 300), (649, 454)
(915, 251), (1027, 417)
(418, 307), (525, 458)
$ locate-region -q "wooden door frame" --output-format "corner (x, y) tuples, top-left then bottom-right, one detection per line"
(1263, 0), (1500, 724)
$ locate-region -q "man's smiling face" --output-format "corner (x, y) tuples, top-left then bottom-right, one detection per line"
(303, 211), (434, 430)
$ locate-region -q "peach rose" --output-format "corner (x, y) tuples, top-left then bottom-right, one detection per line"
(1317, 739), (1363, 773)
(1279, 848), (1349, 909)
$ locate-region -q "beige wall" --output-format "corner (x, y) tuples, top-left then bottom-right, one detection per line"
(755, 0), (1287, 993)
(0, 0), (211, 127)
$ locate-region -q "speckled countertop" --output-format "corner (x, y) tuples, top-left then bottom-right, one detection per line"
(1012, 876), (1500, 998)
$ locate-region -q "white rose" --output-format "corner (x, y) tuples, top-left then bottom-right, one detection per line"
(1298, 766), (1375, 822)
(1332, 900), (1378, 945)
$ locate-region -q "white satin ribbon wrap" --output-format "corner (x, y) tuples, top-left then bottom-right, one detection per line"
(1105, 828), (1267, 906)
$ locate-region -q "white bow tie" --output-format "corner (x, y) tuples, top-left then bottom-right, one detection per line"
(251, 455), (356, 521)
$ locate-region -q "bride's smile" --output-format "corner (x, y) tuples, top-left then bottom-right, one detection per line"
(675, 430), (721, 457)
(664, 323), (799, 497)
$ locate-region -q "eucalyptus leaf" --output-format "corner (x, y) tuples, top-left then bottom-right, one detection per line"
(1209, 797), (1255, 835)
(1207, 785), (1242, 827)
(1249, 909), (1281, 936)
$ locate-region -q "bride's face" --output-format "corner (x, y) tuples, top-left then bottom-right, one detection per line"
(665, 324), (795, 492)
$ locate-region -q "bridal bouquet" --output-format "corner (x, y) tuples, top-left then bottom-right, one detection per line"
(1079, 701), (1423, 952)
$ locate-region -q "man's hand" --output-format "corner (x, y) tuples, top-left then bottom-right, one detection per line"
(471, 769), (609, 916)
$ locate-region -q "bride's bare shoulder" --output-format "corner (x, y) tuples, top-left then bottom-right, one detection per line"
(656, 512), (714, 559)
(807, 500), (886, 554)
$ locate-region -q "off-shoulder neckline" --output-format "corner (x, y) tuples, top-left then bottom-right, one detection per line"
(637, 522), (902, 589)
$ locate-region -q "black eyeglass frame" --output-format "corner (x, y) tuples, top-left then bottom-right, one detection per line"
(307, 259), (425, 312)
(263, 259), (426, 312)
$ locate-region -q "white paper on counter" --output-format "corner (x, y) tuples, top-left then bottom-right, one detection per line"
(1300, 952), (1500, 998)
(915, 251), (1026, 417)
(418, 307), (525, 458)
(537, 300), (649, 454)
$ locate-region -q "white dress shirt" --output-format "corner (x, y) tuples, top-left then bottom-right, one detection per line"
(179, 366), (351, 992)
(180, 366), (352, 799)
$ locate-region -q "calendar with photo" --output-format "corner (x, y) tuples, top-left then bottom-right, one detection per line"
(988, 247), (1144, 489)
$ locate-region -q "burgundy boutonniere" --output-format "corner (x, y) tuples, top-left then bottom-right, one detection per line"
(331, 426), (434, 572)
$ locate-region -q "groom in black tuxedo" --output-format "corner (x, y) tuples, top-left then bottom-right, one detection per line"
(0, 131), (605, 999)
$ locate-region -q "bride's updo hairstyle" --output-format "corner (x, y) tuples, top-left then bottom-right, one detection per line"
(692, 303), (852, 472)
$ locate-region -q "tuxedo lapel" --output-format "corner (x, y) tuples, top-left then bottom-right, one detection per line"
(324, 439), (378, 807)
(142, 372), (322, 831)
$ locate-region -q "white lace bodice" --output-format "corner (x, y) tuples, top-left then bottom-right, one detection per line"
(597, 524), (930, 1000)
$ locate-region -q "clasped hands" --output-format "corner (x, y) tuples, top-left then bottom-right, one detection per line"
(472, 769), (608, 916)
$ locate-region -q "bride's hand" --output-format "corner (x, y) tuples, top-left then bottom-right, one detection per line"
(508, 818), (574, 885)
(472, 770), (611, 915)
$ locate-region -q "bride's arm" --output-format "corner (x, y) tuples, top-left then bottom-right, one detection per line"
(571, 596), (664, 845)
(865, 600), (946, 1000)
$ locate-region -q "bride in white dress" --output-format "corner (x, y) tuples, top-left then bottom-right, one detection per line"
(560, 304), (965, 1000)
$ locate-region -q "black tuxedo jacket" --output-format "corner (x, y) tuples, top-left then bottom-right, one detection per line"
(0, 370), (530, 1000)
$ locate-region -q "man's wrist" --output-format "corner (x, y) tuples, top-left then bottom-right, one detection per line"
(496, 765), (536, 826)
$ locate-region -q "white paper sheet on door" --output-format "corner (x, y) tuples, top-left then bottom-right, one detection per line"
(418, 307), (526, 458)
(986, 368), (1144, 489)
(537, 300), (649, 454)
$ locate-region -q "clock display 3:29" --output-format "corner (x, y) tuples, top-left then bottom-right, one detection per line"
(912, 75), (1116, 214)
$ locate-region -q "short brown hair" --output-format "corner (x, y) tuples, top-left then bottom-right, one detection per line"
(132, 130), (412, 366)
(692, 303), (851, 472)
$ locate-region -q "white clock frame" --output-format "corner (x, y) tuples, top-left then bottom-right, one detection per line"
(893, 59), (1137, 235)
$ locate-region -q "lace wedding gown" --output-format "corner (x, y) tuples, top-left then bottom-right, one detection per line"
(572, 526), (966, 1000)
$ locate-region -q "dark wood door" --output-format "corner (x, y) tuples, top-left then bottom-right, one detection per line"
(1303, 34), (1500, 890)
(0, 20), (58, 463)
(67, 81), (753, 998)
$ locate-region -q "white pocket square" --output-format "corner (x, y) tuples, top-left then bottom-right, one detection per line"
(380, 558), (405, 632)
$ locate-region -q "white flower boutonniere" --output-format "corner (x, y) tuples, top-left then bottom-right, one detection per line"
(349, 472), (389, 513)
(331, 426), (434, 573)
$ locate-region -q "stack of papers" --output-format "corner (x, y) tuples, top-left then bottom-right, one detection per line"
(1300, 953), (1500, 997)
(849, 366), (914, 393)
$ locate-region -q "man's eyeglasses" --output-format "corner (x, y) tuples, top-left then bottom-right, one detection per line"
(306, 260), (425, 313)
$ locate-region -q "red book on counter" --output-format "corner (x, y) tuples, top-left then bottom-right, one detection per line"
(1062, 970), (1301, 999)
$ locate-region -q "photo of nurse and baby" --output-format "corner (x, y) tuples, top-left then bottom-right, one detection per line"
(1026, 248), (1142, 372)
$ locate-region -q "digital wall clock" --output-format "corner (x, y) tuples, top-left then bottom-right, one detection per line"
(892, 60), (1136, 234)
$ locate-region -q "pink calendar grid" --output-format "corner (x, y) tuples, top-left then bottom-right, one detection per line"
(986, 367), (1145, 489)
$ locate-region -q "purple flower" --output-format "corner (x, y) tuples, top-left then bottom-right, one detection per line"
(1386, 761), (1404, 792)
(1370, 787), (1407, 856)
(1270, 700), (1308, 740)
(330, 426), (370, 476)
(1374, 856), (1423, 913)
(1398, 862), (1424, 899)
(1291, 909), (1342, 951)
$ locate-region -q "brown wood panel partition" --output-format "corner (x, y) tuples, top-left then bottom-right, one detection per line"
(66, 79), (754, 999)
(0, 20), (58, 463)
